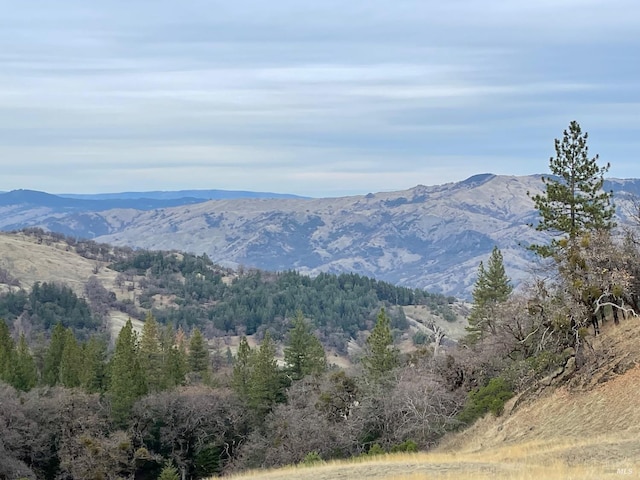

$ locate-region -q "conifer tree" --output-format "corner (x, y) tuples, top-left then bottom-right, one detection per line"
(108, 319), (145, 424)
(467, 247), (513, 340)
(248, 332), (280, 415)
(0, 320), (15, 383)
(232, 336), (253, 401)
(284, 310), (326, 380)
(139, 313), (164, 392)
(12, 334), (38, 391)
(529, 121), (614, 256)
(81, 335), (107, 393)
(162, 325), (188, 388)
(59, 330), (83, 388)
(43, 322), (67, 386)
(362, 308), (399, 380)
(188, 328), (211, 383)
(158, 462), (180, 480)
(529, 122), (617, 335)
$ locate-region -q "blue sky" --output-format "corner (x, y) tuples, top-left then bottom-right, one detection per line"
(1, 1), (639, 197)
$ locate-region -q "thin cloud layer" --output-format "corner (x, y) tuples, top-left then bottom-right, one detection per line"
(1, 1), (639, 196)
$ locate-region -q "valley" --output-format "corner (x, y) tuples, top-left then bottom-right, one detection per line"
(1, 170), (639, 480)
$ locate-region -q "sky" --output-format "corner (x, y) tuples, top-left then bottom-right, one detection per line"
(1, 1), (639, 197)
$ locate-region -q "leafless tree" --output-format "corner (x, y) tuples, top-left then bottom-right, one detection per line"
(231, 375), (360, 470)
(131, 386), (247, 479)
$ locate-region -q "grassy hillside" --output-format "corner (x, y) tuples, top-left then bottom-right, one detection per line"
(220, 317), (640, 480)
(0, 231), (120, 294)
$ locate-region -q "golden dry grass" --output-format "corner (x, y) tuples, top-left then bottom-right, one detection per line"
(0, 232), (140, 340)
(0, 232), (118, 294)
(225, 443), (638, 480)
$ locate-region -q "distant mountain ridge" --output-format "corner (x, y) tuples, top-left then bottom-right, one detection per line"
(58, 189), (307, 201)
(0, 189), (205, 211)
(1, 175), (639, 298)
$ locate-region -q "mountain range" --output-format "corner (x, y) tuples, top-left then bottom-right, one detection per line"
(2, 174), (638, 298)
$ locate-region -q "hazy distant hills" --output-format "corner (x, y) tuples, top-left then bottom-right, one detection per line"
(2, 175), (639, 298)
(58, 189), (307, 201)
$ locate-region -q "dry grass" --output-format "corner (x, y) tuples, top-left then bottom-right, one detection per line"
(0, 232), (140, 341)
(0, 232), (118, 294)
(224, 318), (640, 480)
(403, 305), (469, 340)
(224, 443), (638, 480)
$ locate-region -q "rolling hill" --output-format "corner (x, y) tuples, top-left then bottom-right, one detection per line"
(1, 175), (639, 298)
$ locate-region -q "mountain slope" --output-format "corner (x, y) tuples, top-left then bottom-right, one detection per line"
(63, 174), (551, 297)
(3, 175), (639, 298)
(223, 317), (640, 480)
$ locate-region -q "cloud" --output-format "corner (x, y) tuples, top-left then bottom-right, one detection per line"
(0, 1), (639, 196)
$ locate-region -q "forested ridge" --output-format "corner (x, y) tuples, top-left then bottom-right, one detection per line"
(1, 124), (639, 480)
(0, 228), (457, 350)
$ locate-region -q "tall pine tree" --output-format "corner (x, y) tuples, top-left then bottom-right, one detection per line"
(139, 313), (164, 392)
(43, 322), (67, 386)
(81, 335), (107, 393)
(362, 308), (399, 381)
(529, 120), (614, 256)
(529, 121), (617, 336)
(108, 319), (145, 424)
(467, 246), (513, 340)
(59, 330), (83, 388)
(283, 310), (326, 380)
(188, 328), (211, 384)
(0, 320), (15, 383)
(12, 334), (38, 391)
(162, 325), (188, 388)
(232, 336), (253, 402)
(248, 332), (280, 415)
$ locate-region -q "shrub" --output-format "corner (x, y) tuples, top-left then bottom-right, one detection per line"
(412, 331), (429, 345)
(457, 377), (513, 426)
(367, 443), (385, 456)
(390, 440), (418, 453)
(157, 462), (179, 480)
(301, 451), (324, 466)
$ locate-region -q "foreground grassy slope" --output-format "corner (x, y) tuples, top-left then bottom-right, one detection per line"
(225, 317), (640, 480)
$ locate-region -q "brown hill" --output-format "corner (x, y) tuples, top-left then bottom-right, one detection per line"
(0, 232), (119, 294)
(0, 232), (143, 337)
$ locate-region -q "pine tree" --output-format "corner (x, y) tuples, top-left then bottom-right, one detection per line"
(158, 462), (180, 480)
(81, 335), (107, 393)
(12, 334), (38, 391)
(188, 328), (211, 383)
(529, 122), (617, 335)
(248, 332), (280, 415)
(108, 319), (146, 424)
(283, 310), (326, 380)
(0, 320), (15, 383)
(362, 308), (399, 380)
(59, 330), (83, 388)
(161, 325), (188, 388)
(139, 313), (164, 392)
(529, 121), (614, 256)
(43, 322), (67, 386)
(467, 247), (513, 340)
(232, 336), (253, 401)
